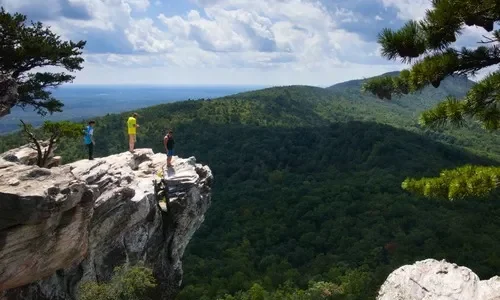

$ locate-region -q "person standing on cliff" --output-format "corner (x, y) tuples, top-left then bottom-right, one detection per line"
(127, 113), (140, 153)
(83, 120), (96, 160)
(163, 130), (175, 167)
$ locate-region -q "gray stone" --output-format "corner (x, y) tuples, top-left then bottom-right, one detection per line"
(6, 178), (19, 186)
(2, 154), (18, 163)
(0, 142), (58, 168)
(377, 259), (500, 300)
(0, 148), (213, 300)
(0, 162), (94, 291)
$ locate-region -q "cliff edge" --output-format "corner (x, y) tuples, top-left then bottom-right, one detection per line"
(0, 148), (213, 299)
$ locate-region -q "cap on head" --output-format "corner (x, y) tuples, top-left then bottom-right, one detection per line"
(132, 113), (138, 117)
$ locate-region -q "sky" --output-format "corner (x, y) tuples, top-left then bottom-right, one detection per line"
(0, 0), (495, 86)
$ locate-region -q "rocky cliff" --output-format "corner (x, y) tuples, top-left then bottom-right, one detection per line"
(0, 148), (213, 300)
(378, 259), (500, 300)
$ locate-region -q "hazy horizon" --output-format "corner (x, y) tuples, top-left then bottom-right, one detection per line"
(0, 85), (268, 134)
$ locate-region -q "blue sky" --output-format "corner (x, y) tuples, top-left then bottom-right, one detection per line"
(0, 0), (493, 85)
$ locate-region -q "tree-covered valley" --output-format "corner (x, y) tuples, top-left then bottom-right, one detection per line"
(2, 74), (500, 299)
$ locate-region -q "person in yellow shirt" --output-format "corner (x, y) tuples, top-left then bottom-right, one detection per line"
(127, 113), (140, 152)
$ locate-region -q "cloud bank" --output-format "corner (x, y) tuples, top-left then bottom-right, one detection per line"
(0, 0), (493, 85)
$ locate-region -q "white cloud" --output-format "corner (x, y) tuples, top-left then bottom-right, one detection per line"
(125, 0), (150, 10)
(58, 0), (136, 30)
(155, 0), (383, 70)
(2, 0), (402, 85)
(71, 58), (403, 86)
(379, 0), (430, 20)
(335, 8), (358, 23)
(125, 18), (173, 52)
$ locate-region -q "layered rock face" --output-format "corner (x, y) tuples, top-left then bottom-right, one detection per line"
(0, 159), (94, 292)
(0, 148), (213, 300)
(378, 259), (500, 300)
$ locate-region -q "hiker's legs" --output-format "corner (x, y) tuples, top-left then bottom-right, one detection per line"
(87, 143), (94, 160)
(129, 134), (136, 152)
(167, 149), (174, 166)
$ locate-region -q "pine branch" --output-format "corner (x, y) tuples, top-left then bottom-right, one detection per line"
(402, 165), (500, 200)
(418, 71), (500, 129)
(0, 8), (85, 117)
(362, 46), (500, 101)
(361, 0), (500, 201)
(478, 34), (498, 44)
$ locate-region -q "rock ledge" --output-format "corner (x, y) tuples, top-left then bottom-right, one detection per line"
(0, 148), (213, 300)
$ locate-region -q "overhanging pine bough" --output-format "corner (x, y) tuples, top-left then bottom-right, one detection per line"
(0, 8), (86, 117)
(361, 0), (500, 200)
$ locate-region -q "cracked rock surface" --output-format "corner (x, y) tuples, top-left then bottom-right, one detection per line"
(0, 148), (213, 300)
(377, 259), (500, 300)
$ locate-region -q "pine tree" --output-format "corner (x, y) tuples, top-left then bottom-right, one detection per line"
(361, 0), (500, 200)
(0, 8), (86, 117)
(20, 120), (84, 167)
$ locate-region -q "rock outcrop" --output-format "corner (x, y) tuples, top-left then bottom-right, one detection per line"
(0, 141), (60, 167)
(378, 259), (500, 300)
(0, 148), (213, 300)
(0, 75), (18, 118)
(0, 159), (94, 292)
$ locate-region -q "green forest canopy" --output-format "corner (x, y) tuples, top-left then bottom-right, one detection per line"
(2, 80), (500, 299)
(2, 3), (500, 300)
(362, 0), (500, 200)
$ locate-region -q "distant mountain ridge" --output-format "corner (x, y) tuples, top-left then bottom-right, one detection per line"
(0, 71), (478, 135)
(327, 71), (474, 90)
(2, 70), (500, 300)
(326, 71), (475, 113)
(222, 71), (476, 118)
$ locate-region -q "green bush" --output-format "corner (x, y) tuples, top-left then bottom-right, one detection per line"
(78, 265), (157, 300)
(217, 281), (345, 300)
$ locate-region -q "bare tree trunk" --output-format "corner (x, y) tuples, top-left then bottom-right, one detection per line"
(42, 135), (58, 167)
(20, 120), (43, 167)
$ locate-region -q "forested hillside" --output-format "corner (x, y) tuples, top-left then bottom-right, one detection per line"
(328, 72), (474, 112)
(1, 76), (500, 299)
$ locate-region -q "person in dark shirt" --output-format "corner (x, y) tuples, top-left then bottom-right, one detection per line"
(163, 130), (175, 167)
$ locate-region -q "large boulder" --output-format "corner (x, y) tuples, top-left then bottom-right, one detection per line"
(0, 142), (60, 167)
(378, 259), (500, 300)
(0, 148), (213, 300)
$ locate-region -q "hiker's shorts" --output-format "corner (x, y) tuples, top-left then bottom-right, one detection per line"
(167, 149), (174, 157)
